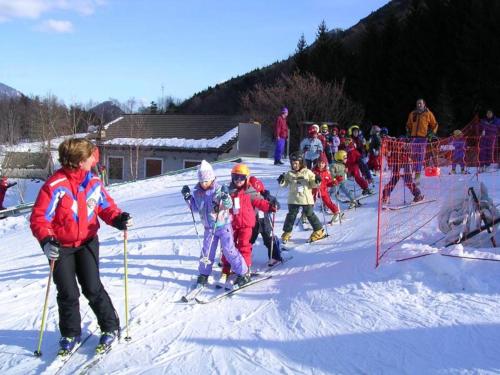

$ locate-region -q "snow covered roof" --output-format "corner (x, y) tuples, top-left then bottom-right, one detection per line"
(103, 126), (238, 150)
(101, 114), (246, 151)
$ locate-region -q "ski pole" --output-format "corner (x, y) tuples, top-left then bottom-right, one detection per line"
(268, 211), (276, 261)
(185, 200), (203, 252)
(333, 185), (343, 226)
(123, 229), (131, 341)
(34, 259), (55, 357)
(317, 190), (329, 237)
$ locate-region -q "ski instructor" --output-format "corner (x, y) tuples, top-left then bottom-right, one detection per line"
(30, 138), (133, 355)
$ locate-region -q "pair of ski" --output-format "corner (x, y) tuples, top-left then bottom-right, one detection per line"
(382, 198), (436, 211)
(180, 275), (272, 305)
(336, 191), (375, 204)
(180, 256), (292, 304)
(48, 332), (115, 375)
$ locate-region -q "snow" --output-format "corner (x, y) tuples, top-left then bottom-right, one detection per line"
(103, 127), (239, 149)
(0, 134), (88, 153)
(1, 158), (500, 374)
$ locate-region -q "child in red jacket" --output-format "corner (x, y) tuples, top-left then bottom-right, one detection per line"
(225, 164), (276, 278)
(345, 139), (373, 195)
(312, 154), (343, 224)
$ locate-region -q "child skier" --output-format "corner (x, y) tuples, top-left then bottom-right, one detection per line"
(30, 138), (132, 355)
(300, 125), (324, 169)
(278, 152), (326, 243)
(248, 176), (283, 266)
(450, 130), (467, 174)
(319, 124), (334, 165)
(368, 125), (382, 173)
(0, 176), (17, 210)
(227, 164), (276, 275)
(381, 137), (424, 204)
(181, 160), (249, 287)
(345, 139), (373, 196)
(312, 154), (343, 223)
(349, 125), (373, 184)
(330, 150), (359, 209)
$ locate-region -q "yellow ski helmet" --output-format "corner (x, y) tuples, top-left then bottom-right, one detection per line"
(334, 150), (347, 162)
(348, 125), (360, 136)
(231, 163), (250, 176)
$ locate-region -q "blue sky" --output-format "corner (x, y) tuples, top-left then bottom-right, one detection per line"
(0, 0), (389, 106)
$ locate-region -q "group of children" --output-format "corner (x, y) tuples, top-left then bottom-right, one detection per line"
(181, 161), (281, 288)
(182, 126), (389, 287)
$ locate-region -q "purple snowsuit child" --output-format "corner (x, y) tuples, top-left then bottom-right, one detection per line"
(182, 160), (248, 285)
(451, 136), (466, 173)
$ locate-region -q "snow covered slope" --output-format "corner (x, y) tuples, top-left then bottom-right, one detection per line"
(0, 158), (499, 374)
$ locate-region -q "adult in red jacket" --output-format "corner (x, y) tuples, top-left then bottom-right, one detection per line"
(274, 107), (289, 165)
(312, 154), (341, 222)
(226, 164), (275, 274)
(30, 138), (133, 353)
(0, 176), (17, 210)
(345, 142), (371, 194)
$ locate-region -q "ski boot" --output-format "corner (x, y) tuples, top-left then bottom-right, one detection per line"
(309, 228), (327, 242)
(362, 188), (374, 195)
(96, 331), (117, 354)
(329, 212), (344, 224)
(281, 231), (292, 244)
(348, 200), (361, 209)
(235, 273), (251, 287)
(196, 274), (209, 286)
(58, 335), (81, 356)
(413, 194), (424, 203)
(449, 169), (456, 175)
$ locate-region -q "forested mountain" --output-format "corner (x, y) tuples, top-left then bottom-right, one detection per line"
(0, 82), (22, 98)
(178, 0), (500, 135)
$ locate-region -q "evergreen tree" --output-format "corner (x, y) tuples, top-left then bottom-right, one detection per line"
(294, 33), (308, 73)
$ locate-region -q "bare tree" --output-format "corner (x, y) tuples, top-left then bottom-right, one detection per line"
(241, 73), (364, 147)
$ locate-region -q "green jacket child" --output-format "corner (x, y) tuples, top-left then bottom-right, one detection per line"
(278, 152), (326, 243)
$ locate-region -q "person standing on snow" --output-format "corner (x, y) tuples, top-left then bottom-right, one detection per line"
(300, 124), (324, 169)
(227, 164), (277, 278)
(478, 109), (500, 172)
(181, 160), (249, 287)
(0, 176), (17, 210)
(274, 107), (289, 165)
(30, 138), (133, 355)
(312, 154), (343, 224)
(278, 151), (326, 244)
(406, 98), (438, 181)
(248, 176), (283, 266)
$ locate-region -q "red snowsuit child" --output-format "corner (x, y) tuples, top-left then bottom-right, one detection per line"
(312, 155), (340, 215)
(346, 142), (369, 191)
(225, 164), (275, 274)
(0, 176), (17, 210)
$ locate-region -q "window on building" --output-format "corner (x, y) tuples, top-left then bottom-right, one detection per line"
(184, 160), (202, 169)
(108, 157), (123, 180)
(145, 158), (162, 178)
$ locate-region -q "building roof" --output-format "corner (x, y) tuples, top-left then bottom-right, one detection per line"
(101, 114), (245, 152)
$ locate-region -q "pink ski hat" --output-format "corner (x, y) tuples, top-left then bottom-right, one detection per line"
(197, 160), (215, 182)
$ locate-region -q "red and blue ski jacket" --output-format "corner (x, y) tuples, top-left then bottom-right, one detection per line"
(30, 167), (121, 247)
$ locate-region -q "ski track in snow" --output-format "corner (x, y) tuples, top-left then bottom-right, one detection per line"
(0, 159), (499, 374)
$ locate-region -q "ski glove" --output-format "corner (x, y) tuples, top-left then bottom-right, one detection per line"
(220, 184), (230, 200)
(181, 185), (191, 201)
(269, 197), (280, 211)
(277, 173), (285, 185)
(41, 236), (60, 260)
(315, 175), (322, 184)
(113, 212), (133, 231)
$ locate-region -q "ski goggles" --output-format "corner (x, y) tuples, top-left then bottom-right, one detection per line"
(231, 173), (247, 182)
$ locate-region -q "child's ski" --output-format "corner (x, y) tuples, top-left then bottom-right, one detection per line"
(337, 192), (375, 204)
(195, 275), (272, 304)
(179, 284), (205, 303)
(251, 255), (293, 276)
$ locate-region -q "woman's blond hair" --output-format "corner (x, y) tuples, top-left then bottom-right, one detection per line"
(58, 138), (94, 169)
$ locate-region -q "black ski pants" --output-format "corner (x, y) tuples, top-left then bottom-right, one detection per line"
(250, 214), (282, 261)
(52, 236), (119, 337)
(283, 204), (322, 233)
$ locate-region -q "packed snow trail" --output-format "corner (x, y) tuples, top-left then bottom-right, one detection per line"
(0, 159), (499, 374)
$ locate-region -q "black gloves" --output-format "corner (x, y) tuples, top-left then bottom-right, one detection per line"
(113, 212), (133, 231)
(41, 236), (60, 260)
(315, 175), (322, 184)
(181, 185), (191, 201)
(220, 184), (229, 200)
(277, 173), (285, 184)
